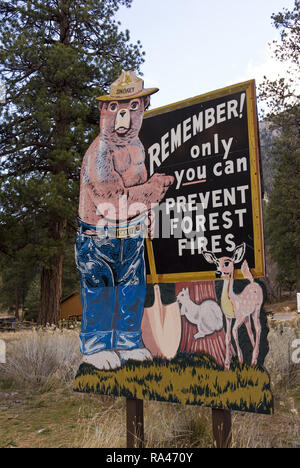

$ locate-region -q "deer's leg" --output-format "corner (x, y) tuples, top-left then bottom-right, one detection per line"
(251, 306), (262, 366)
(245, 316), (255, 348)
(232, 318), (245, 365)
(224, 317), (232, 370)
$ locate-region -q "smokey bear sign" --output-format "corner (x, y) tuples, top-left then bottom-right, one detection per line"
(74, 75), (273, 416)
(140, 80), (265, 282)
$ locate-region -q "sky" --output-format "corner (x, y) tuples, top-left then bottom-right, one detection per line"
(116, 0), (296, 111)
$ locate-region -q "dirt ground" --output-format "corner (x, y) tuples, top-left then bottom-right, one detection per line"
(0, 383), (299, 448)
(0, 298), (299, 448)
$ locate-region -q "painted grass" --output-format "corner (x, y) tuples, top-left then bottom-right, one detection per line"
(74, 353), (273, 415)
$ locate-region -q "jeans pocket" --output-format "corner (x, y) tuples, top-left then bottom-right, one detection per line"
(75, 235), (92, 270)
(122, 237), (144, 263)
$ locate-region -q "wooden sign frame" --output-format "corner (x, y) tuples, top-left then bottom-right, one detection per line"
(143, 80), (265, 284)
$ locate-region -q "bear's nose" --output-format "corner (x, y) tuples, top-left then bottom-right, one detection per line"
(120, 110), (126, 117)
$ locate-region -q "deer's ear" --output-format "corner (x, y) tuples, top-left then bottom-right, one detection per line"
(233, 243), (246, 264)
(144, 95), (150, 111)
(202, 251), (218, 265)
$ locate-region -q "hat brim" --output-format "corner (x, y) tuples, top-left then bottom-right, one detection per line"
(96, 87), (159, 101)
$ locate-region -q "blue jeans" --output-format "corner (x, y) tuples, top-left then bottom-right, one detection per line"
(75, 232), (146, 355)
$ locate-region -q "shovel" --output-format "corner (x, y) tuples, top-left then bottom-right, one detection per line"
(141, 237), (182, 360)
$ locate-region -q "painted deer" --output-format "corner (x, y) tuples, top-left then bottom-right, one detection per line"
(203, 243), (263, 370)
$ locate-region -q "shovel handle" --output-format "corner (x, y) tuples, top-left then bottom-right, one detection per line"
(145, 237), (159, 284)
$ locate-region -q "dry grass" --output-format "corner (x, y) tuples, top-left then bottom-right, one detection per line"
(74, 399), (213, 449)
(0, 320), (299, 448)
(74, 396), (126, 448)
(231, 410), (300, 448)
(266, 319), (300, 391)
(0, 327), (81, 392)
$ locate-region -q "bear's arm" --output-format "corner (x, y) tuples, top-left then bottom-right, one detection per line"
(83, 137), (171, 220)
(84, 138), (126, 204)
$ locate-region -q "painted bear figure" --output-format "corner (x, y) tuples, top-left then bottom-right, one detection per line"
(76, 71), (174, 370)
(79, 96), (173, 225)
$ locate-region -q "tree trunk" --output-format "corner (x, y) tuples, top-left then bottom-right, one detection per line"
(14, 285), (19, 319)
(39, 253), (64, 326)
(296, 254), (300, 291)
(38, 219), (67, 326)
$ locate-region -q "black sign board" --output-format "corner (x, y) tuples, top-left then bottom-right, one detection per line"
(140, 80), (265, 283)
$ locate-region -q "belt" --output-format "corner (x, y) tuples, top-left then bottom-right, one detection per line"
(78, 217), (146, 239)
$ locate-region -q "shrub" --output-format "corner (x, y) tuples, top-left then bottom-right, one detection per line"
(0, 327), (81, 392)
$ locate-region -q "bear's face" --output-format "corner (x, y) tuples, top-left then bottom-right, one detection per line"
(98, 96), (149, 145)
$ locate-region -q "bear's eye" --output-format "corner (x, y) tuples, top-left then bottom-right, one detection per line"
(109, 103), (118, 112)
(130, 101), (139, 111)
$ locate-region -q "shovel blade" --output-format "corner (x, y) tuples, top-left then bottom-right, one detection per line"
(142, 286), (181, 360)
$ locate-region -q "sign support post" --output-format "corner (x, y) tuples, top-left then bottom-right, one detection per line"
(126, 398), (145, 448)
(212, 409), (232, 448)
(125, 399), (232, 448)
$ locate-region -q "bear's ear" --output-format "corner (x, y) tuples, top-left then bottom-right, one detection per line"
(144, 95), (150, 111)
(98, 101), (105, 113)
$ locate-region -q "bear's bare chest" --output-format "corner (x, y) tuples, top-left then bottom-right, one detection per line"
(112, 144), (147, 186)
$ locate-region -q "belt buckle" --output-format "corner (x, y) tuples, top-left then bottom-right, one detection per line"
(128, 225), (136, 237)
(117, 227), (128, 239)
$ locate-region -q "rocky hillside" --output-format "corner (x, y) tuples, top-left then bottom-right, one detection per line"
(259, 121), (279, 197)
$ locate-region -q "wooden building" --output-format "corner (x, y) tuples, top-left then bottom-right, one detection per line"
(60, 292), (82, 321)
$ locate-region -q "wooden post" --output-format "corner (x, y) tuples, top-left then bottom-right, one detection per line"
(212, 409), (232, 448)
(126, 398), (144, 448)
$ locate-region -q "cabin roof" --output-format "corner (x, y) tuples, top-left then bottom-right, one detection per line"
(60, 291), (80, 304)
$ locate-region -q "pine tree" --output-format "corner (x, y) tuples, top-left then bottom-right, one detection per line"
(266, 148), (300, 290)
(0, 0), (145, 324)
(0, 176), (39, 316)
(259, 1), (300, 290)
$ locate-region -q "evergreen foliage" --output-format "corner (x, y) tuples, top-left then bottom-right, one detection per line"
(0, 0), (144, 322)
(259, 1), (300, 290)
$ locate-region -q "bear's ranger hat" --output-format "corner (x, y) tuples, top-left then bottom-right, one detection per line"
(96, 70), (159, 102)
